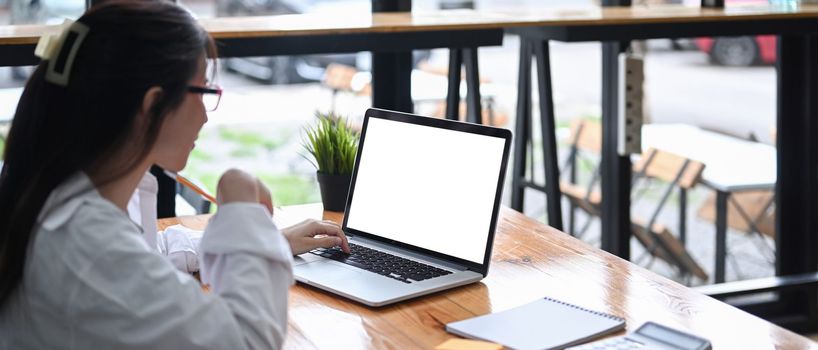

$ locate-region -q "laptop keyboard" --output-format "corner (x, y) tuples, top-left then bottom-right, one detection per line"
(309, 243), (453, 283)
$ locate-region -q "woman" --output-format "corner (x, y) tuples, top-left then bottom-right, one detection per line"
(0, 1), (348, 348)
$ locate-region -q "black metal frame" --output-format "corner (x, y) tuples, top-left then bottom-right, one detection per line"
(0, 45), (39, 67)
(508, 18), (818, 42)
(772, 34), (818, 332)
(600, 39), (633, 258)
(507, 4), (818, 331)
(445, 47), (483, 124)
(696, 272), (818, 299)
(510, 39), (563, 230)
(715, 190), (728, 283)
(511, 40), (532, 215)
(2, 29), (502, 66)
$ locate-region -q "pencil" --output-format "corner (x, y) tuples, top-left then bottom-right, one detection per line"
(163, 170), (218, 204)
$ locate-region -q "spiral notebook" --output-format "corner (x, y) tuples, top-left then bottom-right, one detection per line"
(446, 297), (625, 350)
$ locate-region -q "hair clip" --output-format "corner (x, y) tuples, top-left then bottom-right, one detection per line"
(34, 20), (89, 86)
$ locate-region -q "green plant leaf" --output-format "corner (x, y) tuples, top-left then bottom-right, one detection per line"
(300, 111), (359, 175)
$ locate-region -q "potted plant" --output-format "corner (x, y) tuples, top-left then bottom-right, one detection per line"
(301, 111), (359, 212)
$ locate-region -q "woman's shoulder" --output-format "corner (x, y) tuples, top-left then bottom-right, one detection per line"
(63, 197), (146, 252)
(22, 189), (151, 320)
(32, 194), (148, 277)
(30, 171), (150, 272)
(70, 196), (137, 229)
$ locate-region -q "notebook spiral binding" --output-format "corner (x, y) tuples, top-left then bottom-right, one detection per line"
(543, 297), (625, 322)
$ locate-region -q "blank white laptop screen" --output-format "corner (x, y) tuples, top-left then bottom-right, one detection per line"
(345, 117), (507, 264)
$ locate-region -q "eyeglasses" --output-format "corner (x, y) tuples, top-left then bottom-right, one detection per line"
(188, 85), (222, 112)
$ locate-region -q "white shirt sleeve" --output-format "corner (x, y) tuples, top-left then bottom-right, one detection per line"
(67, 202), (293, 350)
(199, 203), (294, 349)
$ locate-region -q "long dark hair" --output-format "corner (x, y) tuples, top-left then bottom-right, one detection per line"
(0, 0), (217, 307)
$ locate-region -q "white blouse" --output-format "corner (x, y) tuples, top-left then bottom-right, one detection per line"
(0, 172), (294, 349)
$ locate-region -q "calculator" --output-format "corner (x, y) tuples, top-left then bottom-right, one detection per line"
(566, 321), (711, 350)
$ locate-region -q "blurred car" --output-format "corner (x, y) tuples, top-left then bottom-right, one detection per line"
(695, 35), (776, 66)
(694, 0), (776, 67)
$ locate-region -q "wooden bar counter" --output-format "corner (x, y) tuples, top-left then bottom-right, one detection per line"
(159, 204), (817, 349)
(6, 5), (818, 53)
(6, 5), (818, 45)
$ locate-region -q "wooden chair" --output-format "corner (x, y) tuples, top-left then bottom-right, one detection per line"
(322, 63), (372, 112)
(559, 119), (603, 237)
(630, 148), (709, 281)
(559, 121), (708, 281)
(429, 99), (507, 127)
(321, 62), (506, 126)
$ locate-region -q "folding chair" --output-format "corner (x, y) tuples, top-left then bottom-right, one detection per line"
(322, 63), (505, 126)
(630, 148), (709, 282)
(322, 63), (371, 113)
(559, 119), (603, 237)
(559, 123), (709, 281)
(430, 98), (507, 127)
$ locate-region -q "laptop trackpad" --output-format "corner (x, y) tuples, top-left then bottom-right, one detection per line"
(293, 253), (324, 266)
(296, 260), (365, 283)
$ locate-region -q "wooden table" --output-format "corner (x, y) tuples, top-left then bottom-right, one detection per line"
(158, 204), (816, 349)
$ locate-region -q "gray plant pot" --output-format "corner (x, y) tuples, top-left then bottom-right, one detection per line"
(316, 172), (351, 212)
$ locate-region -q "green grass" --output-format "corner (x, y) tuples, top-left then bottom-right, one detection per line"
(218, 126), (289, 151)
(258, 173), (320, 205)
(228, 147), (258, 158)
(194, 172), (221, 196)
(181, 169), (319, 207)
(181, 124), (323, 208)
(189, 147), (213, 162)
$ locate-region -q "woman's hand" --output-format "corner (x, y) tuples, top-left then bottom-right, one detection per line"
(216, 169), (274, 216)
(282, 219), (350, 256)
(217, 169), (349, 255)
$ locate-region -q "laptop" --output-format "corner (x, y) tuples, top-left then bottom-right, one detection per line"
(293, 108), (512, 307)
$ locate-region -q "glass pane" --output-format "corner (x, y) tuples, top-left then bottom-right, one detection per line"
(179, 0), (373, 210)
(7, 0), (84, 25)
(1, 0), (8, 25)
(550, 36), (776, 287)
